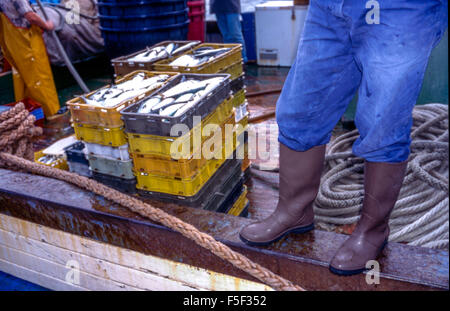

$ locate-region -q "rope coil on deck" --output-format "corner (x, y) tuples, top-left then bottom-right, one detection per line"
(315, 104), (449, 250)
(0, 103), (304, 291)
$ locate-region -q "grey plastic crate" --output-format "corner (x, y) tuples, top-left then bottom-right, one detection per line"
(121, 73), (231, 136)
(85, 142), (130, 161)
(92, 172), (137, 194)
(87, 155), (134, 179)
(68, 161), (92, 178)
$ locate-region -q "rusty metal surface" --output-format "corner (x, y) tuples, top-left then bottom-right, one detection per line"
(0, 168), (448, 290)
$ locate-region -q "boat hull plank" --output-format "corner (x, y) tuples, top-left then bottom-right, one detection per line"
(0, 213), (271, 291)
(0, 168), (448, 290)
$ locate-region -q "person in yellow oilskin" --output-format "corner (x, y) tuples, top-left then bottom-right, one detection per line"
(0, 0), (66, 120)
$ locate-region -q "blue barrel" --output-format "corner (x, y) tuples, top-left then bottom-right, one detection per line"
(98, 0), (189, 58)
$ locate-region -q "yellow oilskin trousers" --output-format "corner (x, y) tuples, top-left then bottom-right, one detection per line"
(0, 13), (60, 117)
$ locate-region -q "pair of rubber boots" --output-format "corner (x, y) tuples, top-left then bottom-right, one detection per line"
(239, 143), (407, 275)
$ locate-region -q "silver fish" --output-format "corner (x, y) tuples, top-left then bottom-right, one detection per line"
(172, 41), (198, 55)
(173, 100), (197, 117)
(163, 79), (212, 98)
(166, 42), (175, 55)
(169, 54), (200, 67)
(81, 95), (102, 106)
(115, 72), (146, 90)
(151, 97), (176, 112)
(159, 103), (185, 116)
(174, 93), (194, 103)
(82, 74), (168, 107)
(90, 87), (110, 101)
(38, 155), (58, 165)
(193, 47), (231, 58)
(138, 96), (162, 114)
(135, 75), (169, 90)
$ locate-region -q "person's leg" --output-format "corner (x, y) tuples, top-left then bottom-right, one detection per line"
(330, 0), (448, 275)
(224, 13), (247, 63)
(240, 1), (362, 245)
(216, 13), (247, 62)
(215, 13), (229, 41)
(0, 15), (60, 117)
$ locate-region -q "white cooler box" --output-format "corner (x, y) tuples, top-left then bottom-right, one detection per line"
(255, 1), (308, 67)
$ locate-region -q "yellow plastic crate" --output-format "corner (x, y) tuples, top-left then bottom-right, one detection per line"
(67, 71), (177, 127)
(219, 61), (244, 81)
(73, 123), (127, 147)
(131, 119), (237, 179)
(153, 43), (242, 76)
(135, 156), (226, 196)
(232, 89), (246, 108)
(228, 186), (249, 216)
(127, 94), (235, 159)
(34, 150), (68, 170)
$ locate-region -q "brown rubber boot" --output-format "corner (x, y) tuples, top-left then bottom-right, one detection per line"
(239, 143), (325, 246)
(329, 161), (407, 275)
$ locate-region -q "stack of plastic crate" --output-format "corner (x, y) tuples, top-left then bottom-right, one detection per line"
(152, 42), (250, 177)
(111, 40), (200, 79)
(121, 73), (249, 216)
(64, 141), (91, 178)
(66, 71), (177, 193)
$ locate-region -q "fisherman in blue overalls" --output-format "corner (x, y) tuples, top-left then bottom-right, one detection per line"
(240, 0), (448, 275)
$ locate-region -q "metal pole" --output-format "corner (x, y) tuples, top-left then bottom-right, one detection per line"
(36, 0), (90, 93)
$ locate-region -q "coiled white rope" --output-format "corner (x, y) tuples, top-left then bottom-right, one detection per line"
(314, 104), (449, 250)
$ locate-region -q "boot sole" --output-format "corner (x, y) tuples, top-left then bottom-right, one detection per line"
(328, 239), (388, 276)
(239, 223), (314, 247)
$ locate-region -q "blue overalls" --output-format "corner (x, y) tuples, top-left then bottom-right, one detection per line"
(276, 0), (448, 162)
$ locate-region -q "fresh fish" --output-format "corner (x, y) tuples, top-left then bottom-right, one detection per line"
(151, 97), (176, 112)
(200, 77), (225, 95)
(90, 87), (110, 101)
(169, 54), (195, 67)
(81, 74), (168, 107)
(138, 96), (162, 114)
(173, 100), (197, 117)
(38, 155), (58, 165)
(159, 103), (185, 117)
(136, 75), (169, 90)
(174, 93), (194, 103)
(127, 44), (174, 63)
(105, 89), (140, 107)
(161, 80), (207, 98)
(166, 42), (175, 55)
(194, 46), (214, 52)
(193, 47), (231, 58)
(157, 49), (169, 59)
(171, 41), (198, 55)
(81, 95), (102, 106)
(115, 72), (146, 90)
